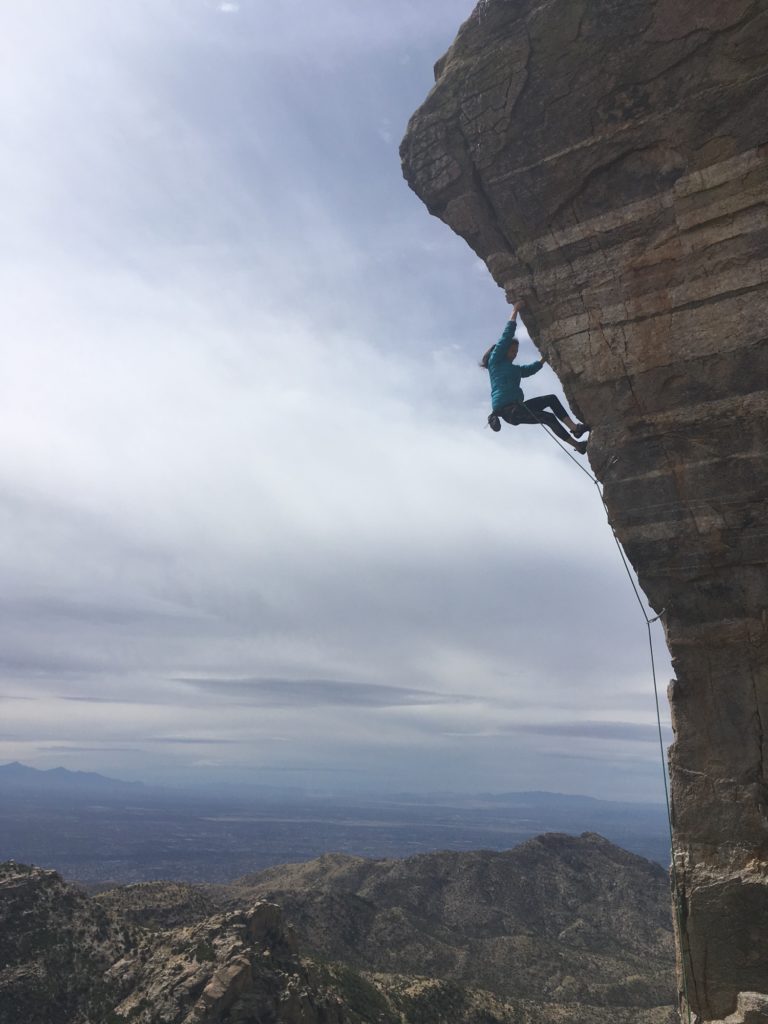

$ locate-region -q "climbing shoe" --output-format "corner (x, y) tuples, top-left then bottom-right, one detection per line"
(488, 412), (501, 432)
(572, 423), (590, 438)
(575, 441), (588, 455)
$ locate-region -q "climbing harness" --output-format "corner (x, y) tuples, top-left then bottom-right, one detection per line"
(520, 411), (695, 1024)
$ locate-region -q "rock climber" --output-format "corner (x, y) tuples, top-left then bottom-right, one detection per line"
(480, 301), (589, 454)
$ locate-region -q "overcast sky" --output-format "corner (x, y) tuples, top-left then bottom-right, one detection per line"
(0, 0), (671, 801)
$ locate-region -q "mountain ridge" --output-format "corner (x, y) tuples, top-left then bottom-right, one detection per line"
(0, 761), (143, 790)
(0, 832), (675, 1024)
(221, 832), (674, 1011)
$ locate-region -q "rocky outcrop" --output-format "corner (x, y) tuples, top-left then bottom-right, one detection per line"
(400, 3), (768, 1021)
(0, 863), (346, 1024)
(106, 901), (346, 1024)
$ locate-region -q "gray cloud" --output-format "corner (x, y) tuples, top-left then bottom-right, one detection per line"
(446, 721), (672, 743)
(0, 0), (674, 802)
(143, 736), (248, 745)
(528, 721), (673, 743)
(178, 677), (472, 709)
(59, 696), (162, 705)
(35, 745), (143, 754)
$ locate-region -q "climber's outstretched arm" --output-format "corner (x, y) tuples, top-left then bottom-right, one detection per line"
(511, 299), (547, 364)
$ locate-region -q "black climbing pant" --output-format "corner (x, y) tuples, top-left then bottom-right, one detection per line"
(499, 395), (573, 443)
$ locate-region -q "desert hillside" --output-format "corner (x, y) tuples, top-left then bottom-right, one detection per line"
(0, 833), (674, 1024)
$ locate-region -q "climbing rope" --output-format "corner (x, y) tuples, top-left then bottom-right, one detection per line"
(484, 117), (698, 1018)
(519, 413), (695, 1024)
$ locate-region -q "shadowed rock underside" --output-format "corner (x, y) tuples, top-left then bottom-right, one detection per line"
(401, 1), (768, 1021)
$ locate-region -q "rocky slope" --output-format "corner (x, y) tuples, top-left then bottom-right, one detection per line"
(400, 2), (768, 1021)
(0, 862), (352, 1024)
(0, 835), (674, 1024)
(94, 881), (219, 930)
(227, 832), (675, 1020)
(0, 862), (133, 1024)
(102, 902), (348, 1024)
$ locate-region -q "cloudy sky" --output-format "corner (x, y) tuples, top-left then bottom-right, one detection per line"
(0, 0), (671, 801)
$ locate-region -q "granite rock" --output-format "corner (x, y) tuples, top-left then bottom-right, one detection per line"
(401, 2), (768, 1021)
(0, 863), (343, 1024)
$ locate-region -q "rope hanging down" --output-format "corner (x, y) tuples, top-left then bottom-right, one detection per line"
(526, 415), (694, 1024)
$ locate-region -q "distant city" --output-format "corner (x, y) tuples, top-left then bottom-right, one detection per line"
(0, 762), (670, 885)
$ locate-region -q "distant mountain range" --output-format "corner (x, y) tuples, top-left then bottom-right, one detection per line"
(0, 761), (143, 792)
(0, 762), (671, 883)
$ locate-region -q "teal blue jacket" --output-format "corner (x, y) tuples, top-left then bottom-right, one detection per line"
(488, 318), (543, 411)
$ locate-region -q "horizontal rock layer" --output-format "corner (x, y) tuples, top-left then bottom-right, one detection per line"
(401, 1), (768, 1021)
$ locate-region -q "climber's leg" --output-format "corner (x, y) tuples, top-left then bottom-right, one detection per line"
(507, 399), (572, 443)
(525, 395), (590, 439)
(501, 400), (586, 452)
(524, 395), (573, 429)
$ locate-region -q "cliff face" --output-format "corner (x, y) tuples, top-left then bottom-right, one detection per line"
(400, 3), (768, 1022)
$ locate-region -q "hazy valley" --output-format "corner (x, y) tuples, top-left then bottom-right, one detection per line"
(0, 763), (670, 886)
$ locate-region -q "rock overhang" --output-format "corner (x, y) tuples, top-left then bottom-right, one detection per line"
(401, 1), (768, 1020)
